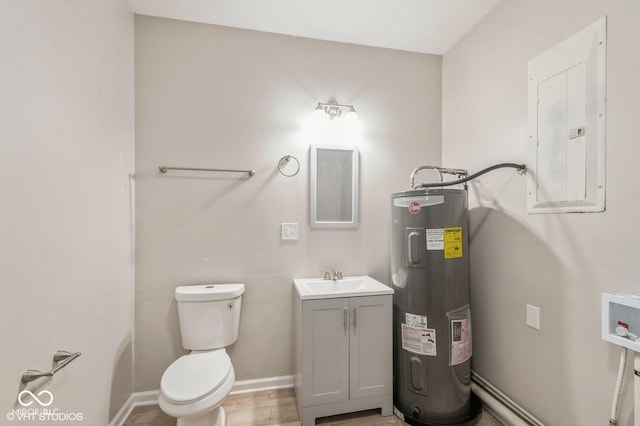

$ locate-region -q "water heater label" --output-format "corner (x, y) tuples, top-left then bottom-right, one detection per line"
(426, 229), (444, 250)
(450, 319), (471, 365)
(447, 305), (472, 366)
(401, 323), (437, 356)
(405, 313), (428, 328)
(444, 227), (463, 259)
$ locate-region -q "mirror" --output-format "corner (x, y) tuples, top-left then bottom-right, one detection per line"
(310, 145), (359, 228)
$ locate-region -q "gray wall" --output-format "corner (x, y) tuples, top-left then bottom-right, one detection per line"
(443, 1), (640, 424)
(134, 16), (442, 391)
(0, 1), (135, 423)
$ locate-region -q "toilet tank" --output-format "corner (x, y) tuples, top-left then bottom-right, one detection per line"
(175, 283), (245, 350)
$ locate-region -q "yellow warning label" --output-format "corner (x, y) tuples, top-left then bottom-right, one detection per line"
(444, 227), (463, 259)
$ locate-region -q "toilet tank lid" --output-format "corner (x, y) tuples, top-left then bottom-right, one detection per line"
(175, 283), (245, 301)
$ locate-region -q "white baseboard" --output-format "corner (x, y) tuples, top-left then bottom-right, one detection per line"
(108, 375), (294, 426)
(109, 390), (159, 426)
(230, 374), (294, 395)
(111, 373), (542, 426)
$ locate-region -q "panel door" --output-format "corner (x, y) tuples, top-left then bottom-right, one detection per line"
(349, 295), (392, 400)
(527, 17), (606, 213)
(302, 298), (350, 406)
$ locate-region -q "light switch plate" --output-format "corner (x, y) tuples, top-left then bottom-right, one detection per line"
(281, 223), (299, 240)
(526, 304), (541, 330)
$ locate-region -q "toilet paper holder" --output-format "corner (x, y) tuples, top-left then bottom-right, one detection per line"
(21, 350), (82, 384)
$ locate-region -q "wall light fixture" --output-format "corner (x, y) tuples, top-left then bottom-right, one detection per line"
(314, 102), (357, 120)
(307, 101), (361, 146)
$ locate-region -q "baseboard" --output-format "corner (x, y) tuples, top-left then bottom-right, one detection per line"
(108, 390), (159, 426)
(109, 375), (294, 426)
(111, 373), (542, 426)
(229, 374), (294, 395)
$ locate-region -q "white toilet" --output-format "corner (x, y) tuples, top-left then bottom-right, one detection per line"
(159, 283), (245, 426)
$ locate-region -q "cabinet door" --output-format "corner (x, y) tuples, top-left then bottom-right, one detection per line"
(302, 298), (350, 406)
(349, 295), (392, 400)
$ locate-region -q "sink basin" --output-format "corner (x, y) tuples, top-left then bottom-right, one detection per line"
(294, 275), (394, 300)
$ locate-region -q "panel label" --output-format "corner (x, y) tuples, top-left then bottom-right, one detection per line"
(426, 228), (444, 250)
(451, 318), (471, 365)
(444, 227), (463, 259)
(401, 324), (436, 356)
(405, 313), (428, 328)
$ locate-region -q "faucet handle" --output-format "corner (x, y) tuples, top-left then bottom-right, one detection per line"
(337, 270), (343, 279)
(323, 271), (331, 280)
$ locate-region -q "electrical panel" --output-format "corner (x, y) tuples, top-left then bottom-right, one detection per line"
(527, 17), (606, 213)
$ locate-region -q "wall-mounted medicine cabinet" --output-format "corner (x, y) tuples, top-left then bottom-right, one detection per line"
(310, 145), (359, 228)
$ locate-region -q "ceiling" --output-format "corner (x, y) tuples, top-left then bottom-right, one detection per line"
(126, 0), (501, 55)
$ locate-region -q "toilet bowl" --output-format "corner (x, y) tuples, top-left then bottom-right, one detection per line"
(158, 283), (244, 426)
(159, 350), (235, 425)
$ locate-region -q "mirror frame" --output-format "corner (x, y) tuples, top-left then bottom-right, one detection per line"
(310, 144), (359, 228)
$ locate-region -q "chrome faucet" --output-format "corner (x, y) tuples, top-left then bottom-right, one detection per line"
(321, 270), (343, 280)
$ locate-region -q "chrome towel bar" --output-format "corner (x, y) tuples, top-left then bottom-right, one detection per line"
(159, 166), (255, 177)
(21, 351), (81, 384)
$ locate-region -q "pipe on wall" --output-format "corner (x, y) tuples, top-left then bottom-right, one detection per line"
(471, 372), (544, 426)
(471, 383), (528, 426)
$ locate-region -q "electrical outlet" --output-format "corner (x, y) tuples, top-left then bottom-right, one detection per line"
(526, 304), (540, 330)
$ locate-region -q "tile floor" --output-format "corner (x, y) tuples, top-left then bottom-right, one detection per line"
(123, 388), (502, 425)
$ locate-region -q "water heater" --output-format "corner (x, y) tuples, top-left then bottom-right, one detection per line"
(391, 188), (472, 425)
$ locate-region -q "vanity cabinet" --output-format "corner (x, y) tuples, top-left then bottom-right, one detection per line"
(293, 294), (393, 425)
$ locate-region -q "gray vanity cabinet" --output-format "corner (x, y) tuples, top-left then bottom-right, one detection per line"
(293, 294), (393, 425)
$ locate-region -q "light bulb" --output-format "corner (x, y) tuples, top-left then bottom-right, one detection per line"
(313, 104), (326, 120)
(344, 107), (358, 123)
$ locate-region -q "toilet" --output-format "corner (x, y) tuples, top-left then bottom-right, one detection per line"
(159, 283), (245, 426)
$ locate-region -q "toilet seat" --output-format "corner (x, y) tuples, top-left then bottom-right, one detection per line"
(159, 349), (235, 420)
(158, 367), (235, 420)
(161, 350), (232, 404)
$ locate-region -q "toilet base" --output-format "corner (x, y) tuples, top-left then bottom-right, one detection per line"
(176, 406), (225, 426)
